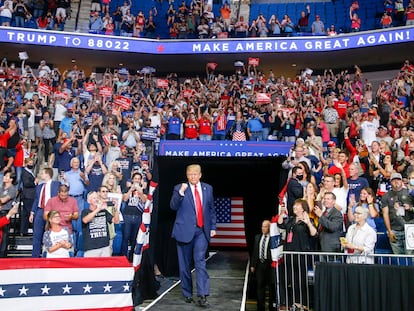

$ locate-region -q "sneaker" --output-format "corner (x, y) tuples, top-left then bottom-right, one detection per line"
(198, 295), (209, 307)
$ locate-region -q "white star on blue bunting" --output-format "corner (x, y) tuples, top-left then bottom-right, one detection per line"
(41, 285), (50, 295)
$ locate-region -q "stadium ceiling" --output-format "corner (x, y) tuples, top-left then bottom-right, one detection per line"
(1, 38), (412, 76)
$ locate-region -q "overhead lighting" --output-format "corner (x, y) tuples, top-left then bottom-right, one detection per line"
(291, 63), (297, 67)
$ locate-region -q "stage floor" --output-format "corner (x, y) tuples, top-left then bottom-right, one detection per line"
(138, 251), (249, 310)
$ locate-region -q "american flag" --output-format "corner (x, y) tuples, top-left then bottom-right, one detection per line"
(132, 181), (158, 271)
(210, 197), (246, 247)
(270, 215), (283, 268)
(0, 257), (134, 311)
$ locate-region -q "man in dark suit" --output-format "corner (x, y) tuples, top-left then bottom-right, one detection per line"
(170, 164), (216, 307)
(250, 220), (275, 311)
(286, 166), (304, 216)
(314, 191), (343, 252)
(29, 167), (61, 257)
(20, 158), (37, 236)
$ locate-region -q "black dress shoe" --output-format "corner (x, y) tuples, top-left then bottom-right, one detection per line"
(198, 296), (209, 307)
(184, 296), (194, 303)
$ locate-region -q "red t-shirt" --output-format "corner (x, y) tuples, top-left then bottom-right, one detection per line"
(0, 132), (10, 148)
(184, 119), (198, 139)
(334, 100), (348, 119)
(14, 142), (24, 167)
(198, 118), (212, 135)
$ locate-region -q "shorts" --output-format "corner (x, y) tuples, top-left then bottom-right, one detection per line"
(28, 126), (35, 141)
(91, 2), (101, 12)
(34, 123), (42, 138)
(56, 7), (66, 19)
(0, 16), (11, 24)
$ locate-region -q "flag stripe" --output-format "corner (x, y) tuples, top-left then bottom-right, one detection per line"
(214, 231), (246, 236)
(0, 257), (132, 270)
(0, 267), (133, 284)
(211, 197), (246, 247)
(0, 294), (133, 311)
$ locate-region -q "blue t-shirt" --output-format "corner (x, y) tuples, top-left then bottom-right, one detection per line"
(116, 156), (133, 191)
(247, 117), (263, 132)
(347, 177), (369, 202)
(167, 117), (181, 135)
(58, 149), (75, 172)
(59, 117), (76, 136)
(87, 163), (105, 192)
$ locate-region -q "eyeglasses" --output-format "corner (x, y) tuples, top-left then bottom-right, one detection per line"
(100, 190), (109, 193)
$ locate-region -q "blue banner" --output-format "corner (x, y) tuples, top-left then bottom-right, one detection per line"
(158, 141), (293, 158)
(1, 27), (413, 54)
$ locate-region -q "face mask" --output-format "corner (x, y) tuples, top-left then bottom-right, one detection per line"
(296, 175), (304, 181)
(410, 179), (414, 187)
(27, 165), (34, 169)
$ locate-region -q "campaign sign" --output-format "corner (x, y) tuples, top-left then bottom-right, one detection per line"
(158, 140), (293, 157)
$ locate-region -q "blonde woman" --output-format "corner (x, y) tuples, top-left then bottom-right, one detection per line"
(102, 172), (122, 194)
(304, 182), (320, 227)
(42, 210), (73, 258)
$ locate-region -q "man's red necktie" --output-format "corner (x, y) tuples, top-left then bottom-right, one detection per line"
(194, 184), (203, 227)
(40, 184), (46, 209)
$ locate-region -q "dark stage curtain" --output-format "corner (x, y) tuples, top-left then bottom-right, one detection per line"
(154, 156), (287, 277)
(314, 262), (414, 311)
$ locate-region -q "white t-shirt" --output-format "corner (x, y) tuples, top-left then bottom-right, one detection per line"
(54, 102), (67, 121)
(149, 114), (161, 128)
(46, 229), (71, 258)
(333, 186), (349, 215)
(28, 109), (35, 127)
(38, 65), (51, 78)
(360, 121), (378, 148)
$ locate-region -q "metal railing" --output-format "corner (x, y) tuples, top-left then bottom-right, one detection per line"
(276, 251), (413, 311)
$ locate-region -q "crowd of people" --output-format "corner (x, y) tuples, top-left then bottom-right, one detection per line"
(0, 50), (413, 267)
(0, 35), (413, 310)
(1, 0), (414, 37)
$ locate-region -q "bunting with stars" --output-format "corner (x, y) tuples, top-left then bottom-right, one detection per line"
(0, 257), (134, 311)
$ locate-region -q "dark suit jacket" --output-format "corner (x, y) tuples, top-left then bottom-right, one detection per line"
(287, 178), (303, 215)
(31, 181), (61, 214)
(318, 207), (343, 252)
(170, 182), (216, 243)
(21, 168), (36, 200)
(250, 233), (272, 269)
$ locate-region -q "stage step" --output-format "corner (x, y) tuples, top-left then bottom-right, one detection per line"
(7, 233), (33, 258)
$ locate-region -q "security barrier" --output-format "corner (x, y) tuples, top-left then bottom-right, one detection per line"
(276, 251), (413, 311)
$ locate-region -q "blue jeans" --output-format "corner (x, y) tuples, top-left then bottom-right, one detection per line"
(16, 166), (23, 190)
(212, 133), (225, 140)
(262, 127), (271, 141)
(121, 214), (142, 261)
(199, 134), (212, 141)
(390, 230), (414, 255)
(14, 16), (25, 28)
(249, 131), (263, 141)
